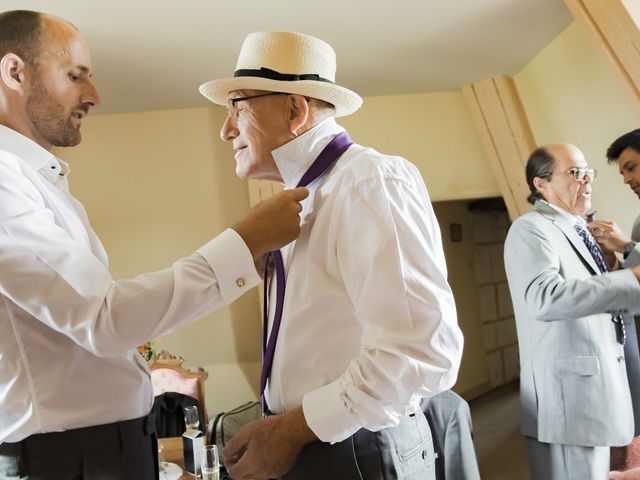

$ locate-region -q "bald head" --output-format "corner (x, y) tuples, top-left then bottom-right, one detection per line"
(526, 143), (592, 215)
(525, 144), (584, 204)
(546, 143), (584, 162)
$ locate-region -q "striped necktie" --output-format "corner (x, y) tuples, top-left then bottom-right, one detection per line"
(573, 223), (608, 273)
(573, 222), (626, 346)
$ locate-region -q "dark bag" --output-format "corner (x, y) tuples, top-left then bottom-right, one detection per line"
(208, 401), (261, 465)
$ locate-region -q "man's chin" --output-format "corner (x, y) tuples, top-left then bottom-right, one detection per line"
(579, 202), (591, 216)
(235, 166), (252, 180)
(52, 132), (81, 148)
(236, 166), (279, 182)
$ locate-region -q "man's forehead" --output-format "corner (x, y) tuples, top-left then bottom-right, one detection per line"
(41, 16), (74, 42)
(549, 145), (586, 168)
(38, 24), (92, 74)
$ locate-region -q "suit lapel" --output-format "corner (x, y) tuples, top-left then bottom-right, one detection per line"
(534, 201), (601, 275)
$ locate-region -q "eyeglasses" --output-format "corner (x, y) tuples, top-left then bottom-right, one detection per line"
(226, 92), (287, 119)
(565, 167), (597, 182)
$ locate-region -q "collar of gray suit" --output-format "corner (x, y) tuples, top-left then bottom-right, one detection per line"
(533, 200), (602, 275)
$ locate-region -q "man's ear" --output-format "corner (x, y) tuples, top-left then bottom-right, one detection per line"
(288, 95), (310, 135)
(0, 53), (27, 93)
(532, 176), (547, 196)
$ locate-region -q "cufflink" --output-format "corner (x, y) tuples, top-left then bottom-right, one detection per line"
(236, 278), (246, 288)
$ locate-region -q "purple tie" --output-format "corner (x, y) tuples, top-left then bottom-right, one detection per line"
(260, 132), (353, 413)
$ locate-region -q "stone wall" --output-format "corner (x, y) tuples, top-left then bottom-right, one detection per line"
(470, 209), (519, 387)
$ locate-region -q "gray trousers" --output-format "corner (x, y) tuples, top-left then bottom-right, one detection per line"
(283, 410), (435, 480)
(525, 436), (609, 480)
(0, 416), (158, 480)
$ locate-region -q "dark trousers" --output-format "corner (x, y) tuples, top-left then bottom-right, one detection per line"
(283, 410), (435, 480)
(0, 415), (158, 480)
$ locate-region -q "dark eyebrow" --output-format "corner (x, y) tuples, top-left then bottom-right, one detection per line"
(618, 159), (635, 174)
(619, 158), (634, 174)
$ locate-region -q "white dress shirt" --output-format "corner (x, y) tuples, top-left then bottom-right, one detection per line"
(265, 118), (463, 443)
(545, 200), (584, 227)
(0, 125), (261, 443)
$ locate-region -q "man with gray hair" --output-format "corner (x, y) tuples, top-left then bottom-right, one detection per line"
(504, 143), (640, 479)
(199, 31), (463, 479)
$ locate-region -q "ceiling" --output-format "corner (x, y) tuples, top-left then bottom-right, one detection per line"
(2, 0), (573, 115)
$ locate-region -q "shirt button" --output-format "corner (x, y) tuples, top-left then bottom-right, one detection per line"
(618, 356), (625, 363)
(236, 278), (246, 288)
(422, 450), (427, 460)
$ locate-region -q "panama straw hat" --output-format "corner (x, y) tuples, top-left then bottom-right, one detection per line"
(199, 31), (362, 117)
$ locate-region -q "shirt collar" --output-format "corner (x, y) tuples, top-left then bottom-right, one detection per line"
(272, 118), (345, 188)
(0, 124), (69, 184)
(543, 200), (585, 226)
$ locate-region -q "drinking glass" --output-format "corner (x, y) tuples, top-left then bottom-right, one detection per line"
(200, 444), (219, 480)
(184, 405), (200, 432)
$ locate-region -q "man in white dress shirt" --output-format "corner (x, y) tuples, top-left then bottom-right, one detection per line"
(590, 129), (640, 471)
(0, 10), (307, 480)
(586, 129), (640, 255)
(199, 31), (463, 480)
(602, 128), (640, 242)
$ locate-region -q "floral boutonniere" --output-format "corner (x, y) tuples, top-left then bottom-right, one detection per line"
(137, 341), (155, 362)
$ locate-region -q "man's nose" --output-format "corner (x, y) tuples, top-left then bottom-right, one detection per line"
(220, 115), (238, 141)
(82, 80), (101, 109)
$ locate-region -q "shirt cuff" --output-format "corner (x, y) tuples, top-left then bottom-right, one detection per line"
(196, 228), (261, 304)
(302, 379), (360, 444)
(623, 244), (640, 269)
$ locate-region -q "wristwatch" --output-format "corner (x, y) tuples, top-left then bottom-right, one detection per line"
(623, 241), (638, 260)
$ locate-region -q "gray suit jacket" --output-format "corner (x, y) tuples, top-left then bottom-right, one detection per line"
(504, 201), (640, 447)
(421, 391), (480, 480)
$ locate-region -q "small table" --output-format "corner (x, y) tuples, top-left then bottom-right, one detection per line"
(159, 437), (192, 479)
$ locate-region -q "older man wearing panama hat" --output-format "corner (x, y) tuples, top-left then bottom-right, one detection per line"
(200, 31), (463, 480)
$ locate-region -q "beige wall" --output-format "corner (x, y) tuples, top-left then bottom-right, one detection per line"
(515, 21), (640, 233)
(341, 91), (500, 202)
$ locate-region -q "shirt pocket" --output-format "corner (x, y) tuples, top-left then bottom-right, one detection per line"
(398, 436), (435, 477)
